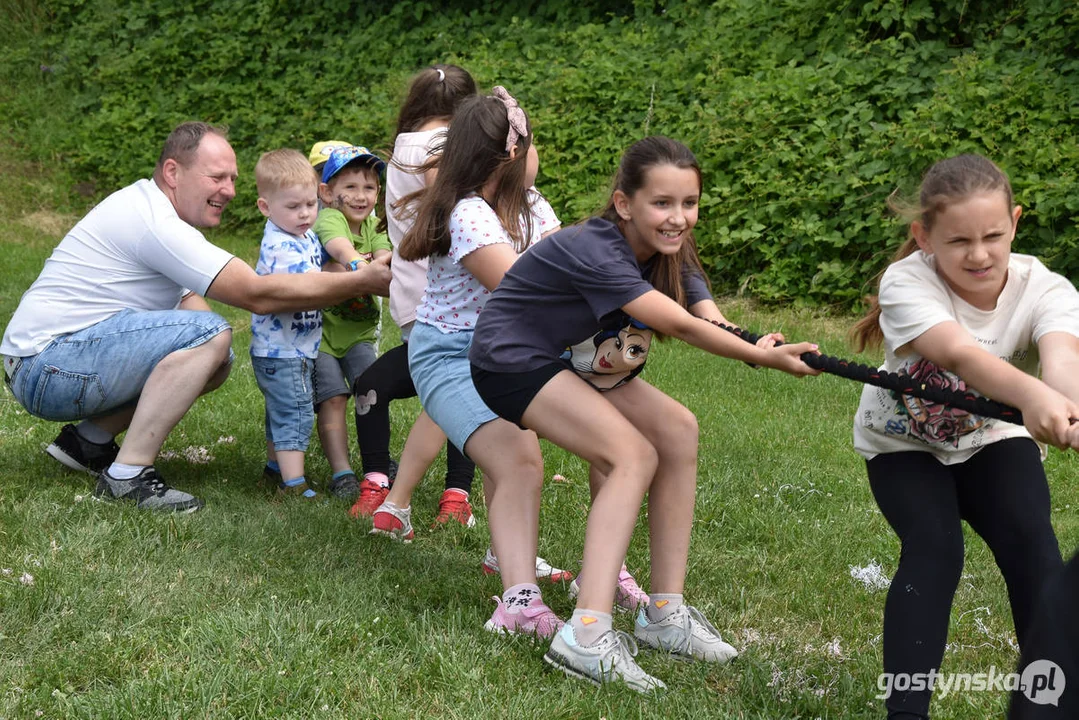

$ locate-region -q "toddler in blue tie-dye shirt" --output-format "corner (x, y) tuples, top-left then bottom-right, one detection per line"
(249, 149), (324, 498)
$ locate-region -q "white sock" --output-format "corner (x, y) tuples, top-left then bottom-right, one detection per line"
(646, 593), (684, 623)
(570, 608), (613, 646)
(106, 462), (146, 479)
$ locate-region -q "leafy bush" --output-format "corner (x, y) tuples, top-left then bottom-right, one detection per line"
(2, 0), (1077, 306)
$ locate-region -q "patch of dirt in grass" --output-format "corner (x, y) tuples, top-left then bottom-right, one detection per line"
(19, 209), (74, 239)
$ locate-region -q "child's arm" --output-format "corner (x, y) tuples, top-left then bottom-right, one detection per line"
(909, 322), (1079, 449)
(372, 248), (391, 260)
(1038, 332), (1079, 449)
(623, 290), (819, 377)
(459, 243), (519, 291)
(323, 236), (364, 268)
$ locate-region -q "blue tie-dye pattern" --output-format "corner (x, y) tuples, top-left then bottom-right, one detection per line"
(250, 220), (324, 359)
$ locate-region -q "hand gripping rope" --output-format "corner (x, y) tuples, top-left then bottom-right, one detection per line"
(712, 322), (1026, 425)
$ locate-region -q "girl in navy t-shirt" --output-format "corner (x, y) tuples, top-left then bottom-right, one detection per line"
(470, 136), (820, 691)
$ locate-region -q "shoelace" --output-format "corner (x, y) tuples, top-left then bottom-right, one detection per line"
(140, 470), (169, 496)
(667, 606), (724, 654)
(437, 496), (469, 518)
(598, 631), (649, 681)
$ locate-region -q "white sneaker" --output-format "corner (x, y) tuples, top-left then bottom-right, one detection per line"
(482, 548), (574, 583)
(544, 623), (666, 693)
(634, 604), (738, 663)
(569, 565), (649, 613)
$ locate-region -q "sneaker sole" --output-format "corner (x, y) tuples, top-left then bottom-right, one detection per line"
(92, 487), (205, 514)
(543, 649), (604, 688)
(483, 621), (552, 640)
(368, 527), (413, 543)
(542, 649), (665, 693)
(634, 633), (739, 664)
(45, 443), (93, 473)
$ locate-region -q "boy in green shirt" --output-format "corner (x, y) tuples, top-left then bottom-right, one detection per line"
(311, 145), (392, 498)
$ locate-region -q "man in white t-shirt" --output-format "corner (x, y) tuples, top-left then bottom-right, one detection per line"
(1, 122), (390, 512)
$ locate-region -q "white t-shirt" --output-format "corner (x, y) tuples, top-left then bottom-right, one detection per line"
(1, 179), (234, 356)
(385, 128), (445, 330)
(416, 192), (557, 334)
(853, 251), (1079, 464)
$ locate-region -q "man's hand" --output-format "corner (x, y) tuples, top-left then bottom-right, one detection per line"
(356, 252), (391, 297)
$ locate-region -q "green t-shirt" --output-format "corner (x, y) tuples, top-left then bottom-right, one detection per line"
(313, 209), (392, 356)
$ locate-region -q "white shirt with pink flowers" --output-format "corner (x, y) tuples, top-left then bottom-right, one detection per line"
(853, 250), (1079, 465)
(416, 191), (556, 334)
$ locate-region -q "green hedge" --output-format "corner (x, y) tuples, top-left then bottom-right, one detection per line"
(3, 0), (1077, 306)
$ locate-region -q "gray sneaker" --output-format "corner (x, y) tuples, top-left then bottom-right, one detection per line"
(634, 604), (738, 663)
(94, 466), (204, 513)
(544, 623), (666, 693)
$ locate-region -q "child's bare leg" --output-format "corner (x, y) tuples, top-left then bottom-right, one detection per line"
(602, 379), (698, 594)
(383, 410), (447, 508)
(317, 394), (351, 474)
(464, 420), (543, 590)
(522, 371), (657, 615)
(276, 450), (305, 481)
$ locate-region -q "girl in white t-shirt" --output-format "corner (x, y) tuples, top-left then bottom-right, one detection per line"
(373, 88), (566, 638)
(349, 64), (482, 524)
(849, 154), (1079, 719)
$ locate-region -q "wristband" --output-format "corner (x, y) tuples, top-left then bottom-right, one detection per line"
(348, 259), (362, 272)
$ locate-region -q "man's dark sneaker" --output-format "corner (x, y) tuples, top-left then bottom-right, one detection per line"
(327, 471), (360, 500)
(46, 424), (120, 474)
(94, 466), (204, 513)
(388, 457), (399, 482)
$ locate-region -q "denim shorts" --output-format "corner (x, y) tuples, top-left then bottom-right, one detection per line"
(251, 355), (315, 452)
(312, 342), (377, 407)
(6, 309), (231, 422)
(408, 321), (497, 456)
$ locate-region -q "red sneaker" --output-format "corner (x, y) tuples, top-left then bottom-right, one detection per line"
(431, 488), (476, 528)
(370, 502), (414, 542)
(348, 475), (389, 518)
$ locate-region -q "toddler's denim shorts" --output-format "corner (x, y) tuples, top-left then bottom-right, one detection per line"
(252, 355), (314, 452)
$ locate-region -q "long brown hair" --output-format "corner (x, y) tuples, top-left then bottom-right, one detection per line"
(850, 154), (1014, 352)
(398, 92), (534, 260)
(394, 64), (477, 138)
(601, 136), (709, 309)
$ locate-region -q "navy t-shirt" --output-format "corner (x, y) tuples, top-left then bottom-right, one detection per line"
(470, 217), (710, 389)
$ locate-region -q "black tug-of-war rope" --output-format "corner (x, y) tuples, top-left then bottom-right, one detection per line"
(712, 322), (1026, 426)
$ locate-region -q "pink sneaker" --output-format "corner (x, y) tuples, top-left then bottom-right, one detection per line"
(483, 595), (564, 639)
(569, 565), (650, 613)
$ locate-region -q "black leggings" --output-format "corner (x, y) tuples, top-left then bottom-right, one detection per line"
(352, 342), (475, 493)
(1009, 547), (1079, 719)
(868, 439), (1062, 720)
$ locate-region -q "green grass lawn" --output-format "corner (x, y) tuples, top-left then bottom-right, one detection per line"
(1, 148), (1077, 720)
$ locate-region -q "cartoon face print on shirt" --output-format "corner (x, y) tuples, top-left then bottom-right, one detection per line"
(563, 316), (654, 391)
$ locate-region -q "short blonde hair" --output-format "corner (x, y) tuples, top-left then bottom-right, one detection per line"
(255, 149), (318, 197)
